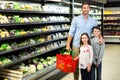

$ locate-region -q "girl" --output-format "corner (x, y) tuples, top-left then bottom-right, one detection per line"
(75, 33), (93, 80)
(91, 27), (105, 80)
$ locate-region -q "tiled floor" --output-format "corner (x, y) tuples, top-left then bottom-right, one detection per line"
(60, 44), (120, 80)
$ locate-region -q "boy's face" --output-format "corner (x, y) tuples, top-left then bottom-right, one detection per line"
(82, 4), (91, 15)
(81, 34), (88, 44)
(93, 29), (101, 37)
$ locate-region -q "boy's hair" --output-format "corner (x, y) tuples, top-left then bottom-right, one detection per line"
(92, 26), (101, 31)
(81, 2), (90, 8)
(92, 26), (101, 34)
(80, 33), (91, 46)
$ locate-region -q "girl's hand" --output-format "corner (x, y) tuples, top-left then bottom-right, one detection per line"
(87, 64), (91, 72)
(74, 56), (79, 60)
(96, 64), (99, 68)
(87, 66), (91, 72)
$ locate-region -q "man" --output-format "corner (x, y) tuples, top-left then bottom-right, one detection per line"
(66, 2), (98, 80)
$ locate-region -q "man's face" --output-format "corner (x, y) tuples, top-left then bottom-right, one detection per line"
(82, 4), (90, 15)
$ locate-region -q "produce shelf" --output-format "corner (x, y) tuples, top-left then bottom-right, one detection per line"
(0, 21), (70, 27)
(23, 64), (56, 80)
(0, 37), (67, 56)
(11, 0), (43, 3)
(44, 0), (72, 5)
(0, 29), (69, 41)
(36, 69), (60, 80)
(0, 9), (70, 15)
(0, 45), (66, 69)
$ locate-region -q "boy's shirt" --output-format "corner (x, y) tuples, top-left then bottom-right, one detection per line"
(91, 37), (105, 65)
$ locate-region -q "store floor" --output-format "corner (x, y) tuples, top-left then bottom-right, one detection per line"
(60, 44), (120, 80)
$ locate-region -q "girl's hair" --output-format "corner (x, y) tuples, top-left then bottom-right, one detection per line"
(80, 33), (91, 46)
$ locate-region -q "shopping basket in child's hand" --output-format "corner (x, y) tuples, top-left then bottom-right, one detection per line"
(56, 49), (78, 73)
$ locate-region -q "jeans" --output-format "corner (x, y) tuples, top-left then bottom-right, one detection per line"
(91, 62), (102, 80)
(72, 46), (80, 80)
(81, 68), (91, 80)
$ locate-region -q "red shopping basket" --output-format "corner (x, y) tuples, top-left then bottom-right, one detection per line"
(56, 49), (78, 73)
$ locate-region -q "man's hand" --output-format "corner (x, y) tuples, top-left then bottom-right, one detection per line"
(66, 45), (71, 51)
(98, 35), (103, 44)
(98, 38), (103, 44)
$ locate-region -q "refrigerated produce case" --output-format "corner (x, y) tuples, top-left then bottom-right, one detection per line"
(0, 0), (103, 79)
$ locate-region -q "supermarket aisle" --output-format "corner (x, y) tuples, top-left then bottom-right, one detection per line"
(60, 44), (120, 80)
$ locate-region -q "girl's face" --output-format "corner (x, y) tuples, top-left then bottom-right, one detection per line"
(93, 29), (101, 37)
(81, 34), (89, 44)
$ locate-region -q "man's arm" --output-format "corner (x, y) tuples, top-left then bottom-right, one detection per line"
(66, 17), (76, 50)
(66, 35), (73, 50)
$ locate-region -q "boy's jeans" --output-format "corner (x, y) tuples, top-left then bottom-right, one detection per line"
(91, 62), (102, 80)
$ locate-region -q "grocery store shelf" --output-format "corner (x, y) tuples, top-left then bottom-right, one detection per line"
(0, 29), (69, 41)
(74, 13), (101, 16)
(0, 37), (67, 56)
(44, 0), (72, 5)
(73, 2), (82, 6)
(104, 24), (120, 26)
(0, 21), (70, 27)
(0, 45), (66, 69)
(104, 36), (120, 38)
(0, 9), (70, 15)
(105, 42), (120, 44)
(44, 0), (62, 2)
(46, 70), (67, 80)
(23, 64), (56, 80)
(103, 29), (120, 31)
(37, 69), (60, 80)
(73, 2), (102, 9)
(104, 14), (120, 16)
(95, 19), (102, 21)
(104, 36), (120, 44)
(104, 20), (120, 21)
(14, 0), (42, 3)
(90, 13), (101, 15)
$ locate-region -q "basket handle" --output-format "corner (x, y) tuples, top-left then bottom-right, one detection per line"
(61, 48), (74, 60)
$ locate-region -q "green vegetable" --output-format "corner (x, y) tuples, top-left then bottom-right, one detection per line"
(1, 43), (9, 49)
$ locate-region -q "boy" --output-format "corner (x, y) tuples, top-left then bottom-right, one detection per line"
(91, 27), (105, 80)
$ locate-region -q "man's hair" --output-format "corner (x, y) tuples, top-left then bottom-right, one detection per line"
(81, 2), (90, 8)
